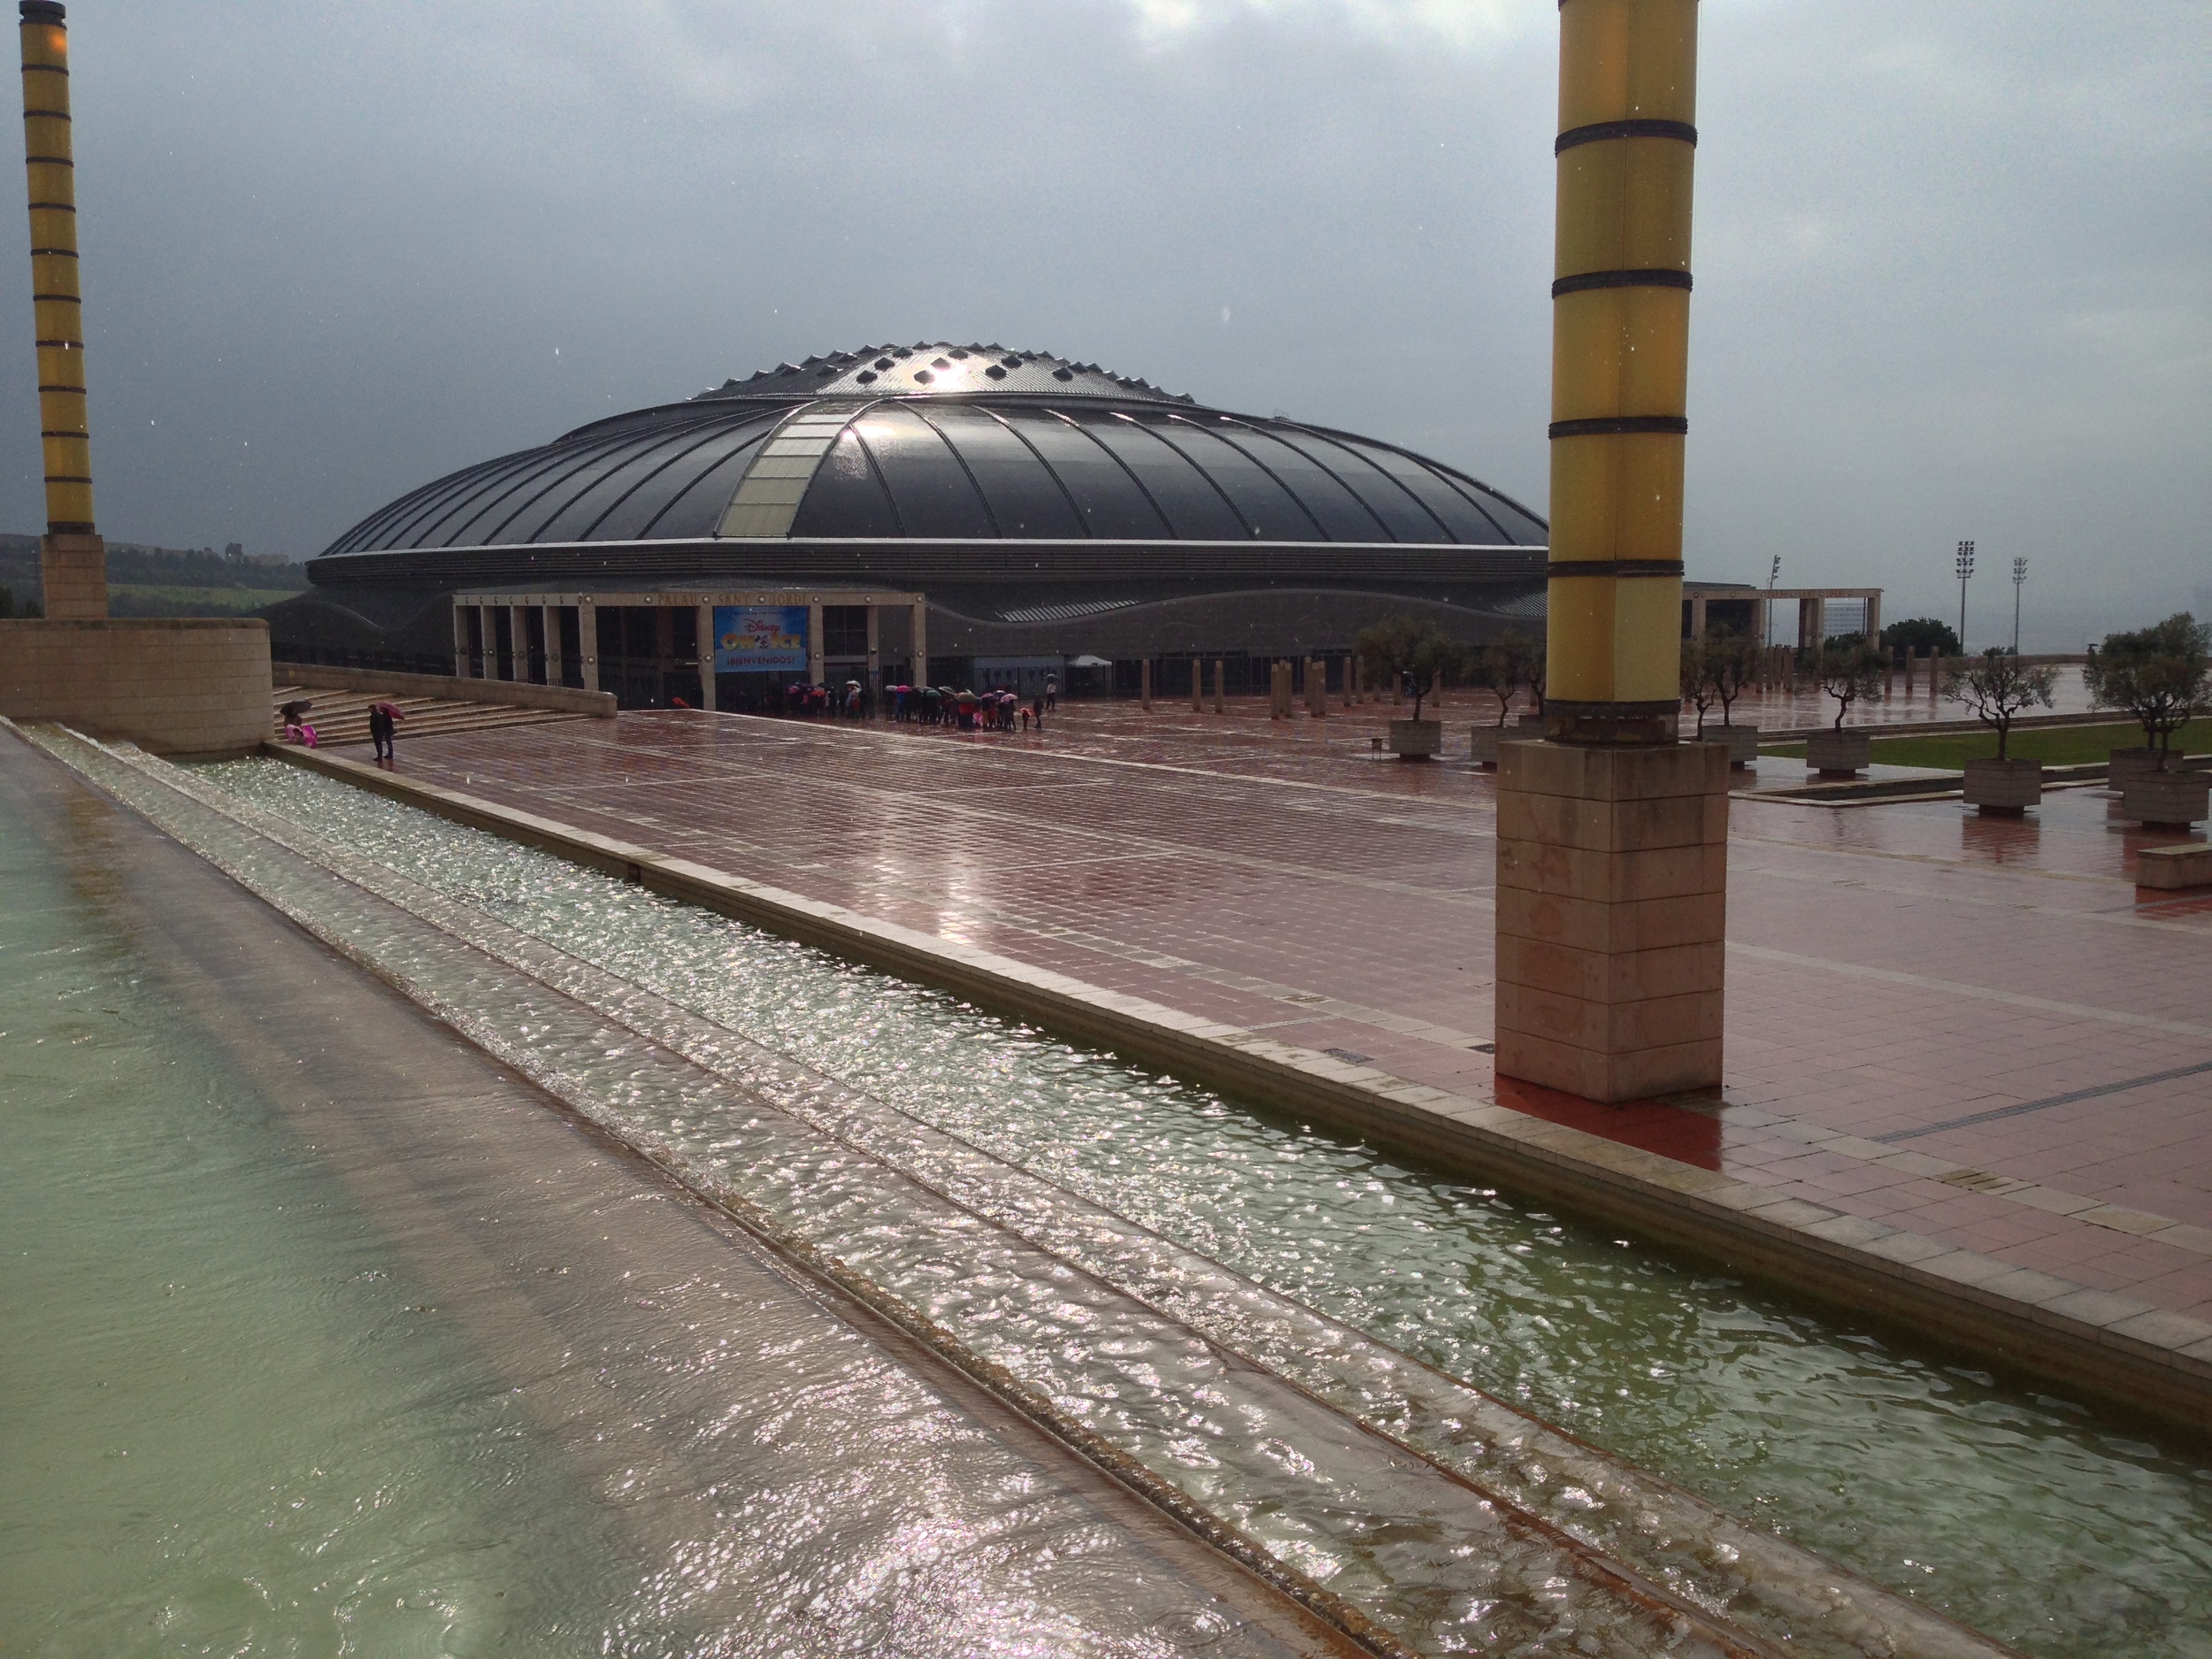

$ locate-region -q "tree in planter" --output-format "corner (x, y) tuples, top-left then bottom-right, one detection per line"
(1467, 644), (1507, 726)
(1679, 639), (1718, 736)
(1943, 648), (2056, 759)
(1705, 631), (1758, 727)
(2084, 613), (2212, 772)
(1474, 629), (1540, 728)
(1812, 637), (1886, 729)
(1355, 617), (1466, 723)
(1880, 617), (1961, 657)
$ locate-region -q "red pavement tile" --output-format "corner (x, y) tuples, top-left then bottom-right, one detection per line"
(350, 696), (2212, 1324)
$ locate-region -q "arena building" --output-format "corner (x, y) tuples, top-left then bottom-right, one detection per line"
(270, 342), (1555, 706)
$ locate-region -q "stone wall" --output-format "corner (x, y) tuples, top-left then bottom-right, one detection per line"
(0, 618), (272, 757)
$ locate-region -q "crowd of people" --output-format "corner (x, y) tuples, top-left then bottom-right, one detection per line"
(767, 674), (1060, 733)
(779, 680), (866, 718)
(882, 684), (1045, 731)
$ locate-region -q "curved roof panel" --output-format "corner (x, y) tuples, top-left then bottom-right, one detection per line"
(315, 344), (1544, 561)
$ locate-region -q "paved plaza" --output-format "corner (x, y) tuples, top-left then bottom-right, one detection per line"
(348, 692), (2212, 1331)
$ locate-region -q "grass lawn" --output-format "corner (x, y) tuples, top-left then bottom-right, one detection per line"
(1759, 718), (2212, 768)
(107, 584), (298, 616)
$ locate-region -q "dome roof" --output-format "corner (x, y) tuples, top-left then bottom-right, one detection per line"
(702, 342), (1192, 403)
(317, 343), (1545, 560)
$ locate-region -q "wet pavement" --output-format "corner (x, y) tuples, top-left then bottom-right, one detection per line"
(347, 695), (2212, 1330)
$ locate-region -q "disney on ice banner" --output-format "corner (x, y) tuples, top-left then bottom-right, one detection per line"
(712, 605), (810, 674)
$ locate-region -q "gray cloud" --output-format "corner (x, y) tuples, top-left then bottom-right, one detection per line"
(2, 0), (2200, 647)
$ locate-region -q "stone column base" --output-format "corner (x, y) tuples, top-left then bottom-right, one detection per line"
(1, 617), (271, 756)
(40, 533), (107, 620)
(1494, 739), (1728, 1102)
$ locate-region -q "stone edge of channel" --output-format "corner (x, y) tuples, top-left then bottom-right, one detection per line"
(267, 741), (2212, 1437)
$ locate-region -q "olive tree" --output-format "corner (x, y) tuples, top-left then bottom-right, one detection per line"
(1680, 639), (1718, 736)
(1943, 648), (2056, 760)
(2084, 613), (2212, 771)
(1355, 617), (1467, 723)
(1705, 631), (1758, 727)
(1812, 637), (1886, 731)
(1473, 629), (1540, 728)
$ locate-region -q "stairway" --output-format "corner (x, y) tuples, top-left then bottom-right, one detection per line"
(271, 685), (587, 750)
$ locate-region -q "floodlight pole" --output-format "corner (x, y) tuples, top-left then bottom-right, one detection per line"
(1955, 539), (1975, 650)
(2010, 557), (2026, 654)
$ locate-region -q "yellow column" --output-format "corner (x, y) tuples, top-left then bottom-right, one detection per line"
(19, 0), (88, 534)
(1544, 0), (1697, 744)
(1496, 0), (1724, 1103)
(19, 0), (104, 618)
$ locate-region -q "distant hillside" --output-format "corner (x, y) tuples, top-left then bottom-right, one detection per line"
(0, 534), (309, 618)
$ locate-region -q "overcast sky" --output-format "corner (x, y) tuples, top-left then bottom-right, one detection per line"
(2, 0), (2202, 647)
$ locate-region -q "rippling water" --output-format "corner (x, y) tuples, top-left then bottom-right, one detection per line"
(175, 754), (2212, 1659)
(0, 773), (650, 1653)
(1, 742), (1389, 1659)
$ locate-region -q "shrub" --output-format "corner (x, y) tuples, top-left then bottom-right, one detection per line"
(1881, 618), (1961, 656)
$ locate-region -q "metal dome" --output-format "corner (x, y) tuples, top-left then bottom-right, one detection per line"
(316, 342), (1545, 562)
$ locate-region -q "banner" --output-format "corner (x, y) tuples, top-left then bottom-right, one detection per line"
(712, 605), (810, 674)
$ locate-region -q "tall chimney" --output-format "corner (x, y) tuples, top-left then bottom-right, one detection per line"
(1493, 0), (1727, 1105)
(1541, 0), (1696, 745)
(18, 0), (104, 618)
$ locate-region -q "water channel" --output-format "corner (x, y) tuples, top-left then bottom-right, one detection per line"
(10, 729), (2210, 1656)
(1, 732), (1363, 1659)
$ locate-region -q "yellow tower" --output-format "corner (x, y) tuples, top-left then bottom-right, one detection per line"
(1544, 0), (1694, 742)
(18, 0), (104, 617)
(1493, 0), (1728, 1103)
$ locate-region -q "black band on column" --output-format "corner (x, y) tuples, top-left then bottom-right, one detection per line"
(1546, 560), (1685, 578)
(1555, 119), (1697, 154)
(1551, 268), (1692, 298)
(1548, 416), (1688, 439)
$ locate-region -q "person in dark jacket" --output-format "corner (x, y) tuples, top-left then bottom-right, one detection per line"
(367, 700), (396, 763)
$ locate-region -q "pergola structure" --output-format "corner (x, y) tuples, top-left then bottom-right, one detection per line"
(1684, 586), (1883, 648)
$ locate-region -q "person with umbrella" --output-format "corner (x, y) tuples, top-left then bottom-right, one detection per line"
(367, 698), (404, 764)
(280, 699), (318, 747)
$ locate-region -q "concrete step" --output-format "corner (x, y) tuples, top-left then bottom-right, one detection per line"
(271, 687), (585, 749)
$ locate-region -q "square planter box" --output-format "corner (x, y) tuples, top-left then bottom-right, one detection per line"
(1389, 718), (1442, 760)
(1472, 713), (1545, 765)
(1962, 757), (2041, 814)
(1697, 723), (1760, 768)
(2123, 768), (2211, 828)
(2108, 747), (2162, 790)
(1804, 727), (1871, 778)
